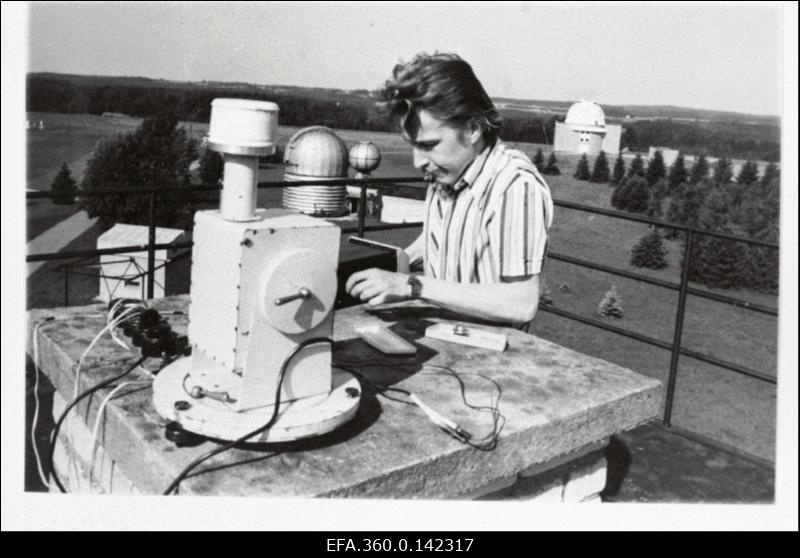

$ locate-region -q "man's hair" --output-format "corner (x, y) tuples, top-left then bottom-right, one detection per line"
(384, 53), (501, 144)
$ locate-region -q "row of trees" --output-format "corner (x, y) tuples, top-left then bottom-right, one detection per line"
(532, 148), (561, 175)
(573, 152), (610, 182)
(621, 119), (780, 162)
(28, 76), (557, 146)
(600, 150), (780, 292)
(28, 75), (781, 160)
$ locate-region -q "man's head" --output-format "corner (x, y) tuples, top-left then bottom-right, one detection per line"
(384, 53), (501, 186)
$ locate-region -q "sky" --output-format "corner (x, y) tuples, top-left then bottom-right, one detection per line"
(20, 1), (788, 116)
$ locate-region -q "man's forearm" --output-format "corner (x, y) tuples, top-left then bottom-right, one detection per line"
(414, 273), (541, 326)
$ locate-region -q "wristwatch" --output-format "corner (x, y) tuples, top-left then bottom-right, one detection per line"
(407, 273), (423, 299)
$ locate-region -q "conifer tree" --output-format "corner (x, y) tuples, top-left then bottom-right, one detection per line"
(645, 150), (666, 186)
(712, 157), (734, 184)
(662, 191), (684, 240)
(627, 153), (645, 178)
(611, 176), (636, 209)
(543, 152), (560, 175)
(574, 153), (591, 180)
(680, 181), (706, 229)
(689, 154), (710, 184)
(736, 176), (780, 239)
(646, 178), (667, 219)
(687, 234), (743, 289)
(760, 162), (779, 188)
(590, 151), (610, 183)
(646, 189), (664, 219)
(51, 162), (77, 205)
(668, 153), (688, 190)
(736, 160), (760, 186)
(611, 154), (626, 184)
(598, 284), (624, 318)
(742, 240), (779, 293)
(532, 148), (545, 172)
(623, 175), (651, 213)
(630, 228), (668, 269)
(697, 187), (730, 232)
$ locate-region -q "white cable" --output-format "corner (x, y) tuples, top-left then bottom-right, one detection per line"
(87, 379), (152, 490)
(35, 304), (148, 491)
(31, 319), (52, 489)
(65, 304), (145, 476)
(107, 300), (147, 350)
(73, 304), (143, 400)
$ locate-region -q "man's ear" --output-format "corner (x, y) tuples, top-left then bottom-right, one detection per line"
(465, 119), (483, 145)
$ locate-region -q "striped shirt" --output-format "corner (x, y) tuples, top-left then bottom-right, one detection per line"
(423, 139), (553, 283)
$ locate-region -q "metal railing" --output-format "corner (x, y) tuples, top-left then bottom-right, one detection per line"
(26, 177), (779, 427)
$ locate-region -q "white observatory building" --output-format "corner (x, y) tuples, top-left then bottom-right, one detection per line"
(553, 100), (622, 155)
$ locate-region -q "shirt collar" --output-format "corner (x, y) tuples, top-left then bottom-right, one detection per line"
(435, 140), (498, 199)
(455, 140), (495, 191)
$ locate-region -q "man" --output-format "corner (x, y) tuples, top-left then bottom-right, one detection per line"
(346, 53), (553, 328)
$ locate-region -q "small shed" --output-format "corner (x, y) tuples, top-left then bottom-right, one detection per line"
(380, 196), (426, 224)
(97, 224), (189, 302)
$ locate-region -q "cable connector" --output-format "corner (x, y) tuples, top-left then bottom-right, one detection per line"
(408, 393), (473, 444)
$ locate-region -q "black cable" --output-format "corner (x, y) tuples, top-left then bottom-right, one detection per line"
(332, 361), (412, 397)
(48, 355), (147, 493)
(163, 337), (334, 495)
(334, 359), (505, 450)
(421, 364), (506, 451)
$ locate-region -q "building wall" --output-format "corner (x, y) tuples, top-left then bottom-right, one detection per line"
(552, 122), (574, 153)
(553, 123), (601, 154)
(602, 125), (622, 154)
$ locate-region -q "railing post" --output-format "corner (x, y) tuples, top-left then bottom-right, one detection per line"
(357, 182), (367, 238)
(663, 227), (694, 426)
(147, 191), (156, 299)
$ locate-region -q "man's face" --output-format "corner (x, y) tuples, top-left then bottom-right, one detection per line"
(407, 109), (481, 187)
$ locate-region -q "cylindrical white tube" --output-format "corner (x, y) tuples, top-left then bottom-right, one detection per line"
(220, 154), (259, 221)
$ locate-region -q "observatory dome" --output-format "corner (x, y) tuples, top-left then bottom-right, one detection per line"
(282, 126), (349, 217)
(284, 126), (348, 178)
(565, 101), (606, 133)
(349, 141), (381, 174)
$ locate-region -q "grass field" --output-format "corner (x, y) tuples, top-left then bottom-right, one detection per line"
(25, 113), (779, 461)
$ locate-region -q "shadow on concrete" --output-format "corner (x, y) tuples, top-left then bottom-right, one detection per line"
(600, 435), (633, 501)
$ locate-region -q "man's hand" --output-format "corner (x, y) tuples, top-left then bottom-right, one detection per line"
(346, 268), (410, 306)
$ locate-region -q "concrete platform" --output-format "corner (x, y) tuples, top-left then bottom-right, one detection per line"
(27, 295), (661, 498)
(26, 362), (773, 502)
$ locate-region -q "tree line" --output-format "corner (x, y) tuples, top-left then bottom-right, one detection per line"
(28, 75), (780, 159)
(621, 118), (780, 162)
(27, 75), (556, 145)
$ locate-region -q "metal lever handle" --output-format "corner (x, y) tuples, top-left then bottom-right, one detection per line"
(189, 386), (235, 403)
(274, 287), (311, 306)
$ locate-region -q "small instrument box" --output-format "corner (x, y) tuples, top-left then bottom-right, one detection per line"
(425, 323), (508, 352)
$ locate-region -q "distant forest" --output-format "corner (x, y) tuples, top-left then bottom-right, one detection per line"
(27, 74), (780, 161)
(621, 119), (780, 162)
